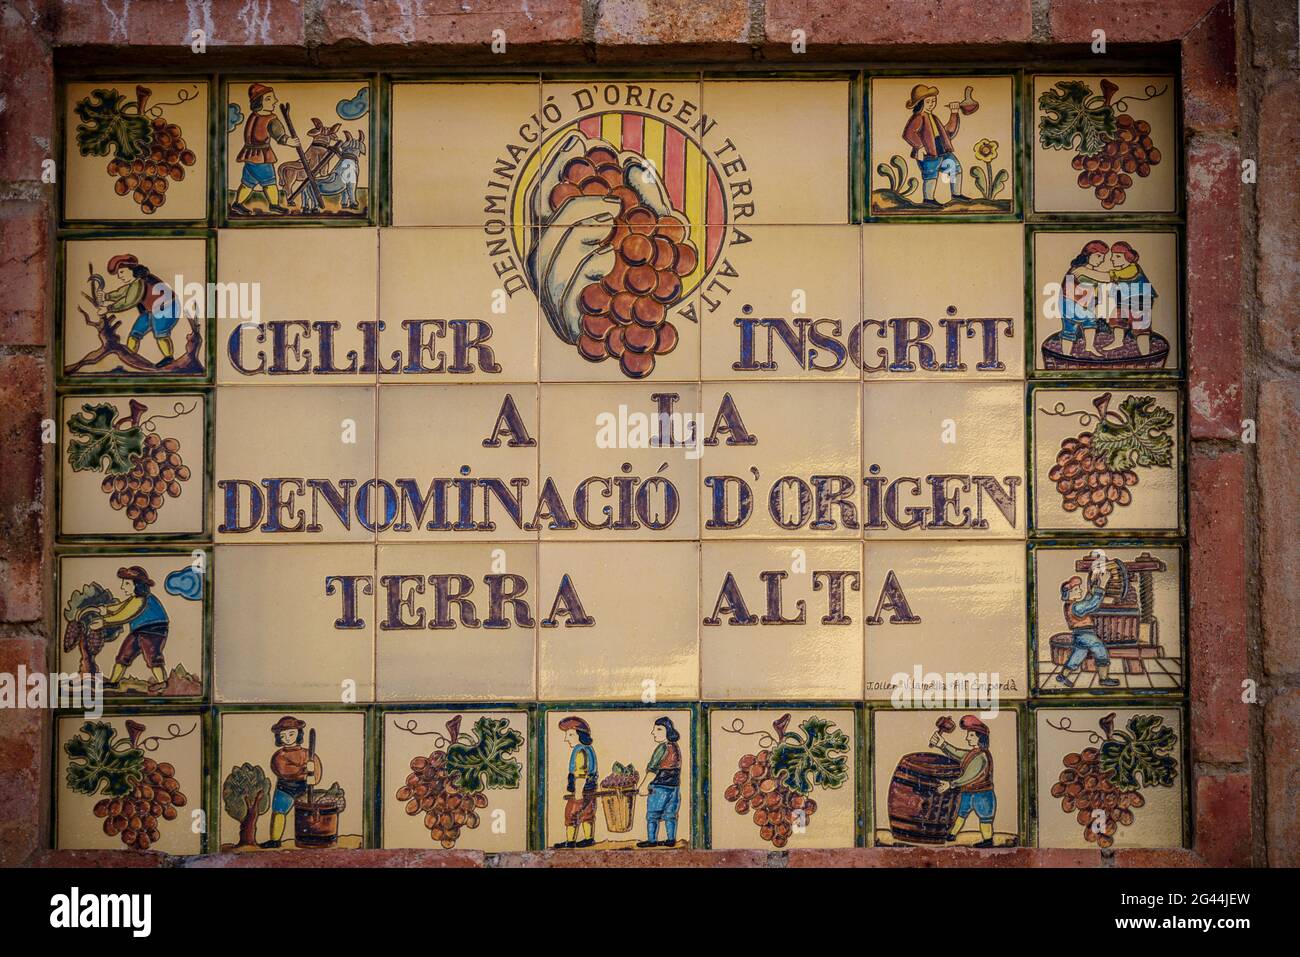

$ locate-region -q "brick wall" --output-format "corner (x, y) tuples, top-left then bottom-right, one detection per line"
(0, 0), (1292, 868)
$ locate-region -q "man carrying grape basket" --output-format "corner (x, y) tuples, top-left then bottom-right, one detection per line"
(555, 716), (598, 848)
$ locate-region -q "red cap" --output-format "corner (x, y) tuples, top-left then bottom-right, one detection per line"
(248, 82), (273, 104)
(271, 715), (305, 734)
(960, 715), (990, 737)
(106, 254), (139, 274)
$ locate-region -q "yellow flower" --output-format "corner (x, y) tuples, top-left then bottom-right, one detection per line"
(974, 138), (999, 163)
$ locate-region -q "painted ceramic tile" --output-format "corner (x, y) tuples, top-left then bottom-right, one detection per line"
(700, 80), (850, 224)
(543, 707), (693, 849)
(1035, 707), (1185, 848)
(861, 223), (1024, 380)
(1033, 544), (1183, 694)
(701, 541), (863, 700)
(213, 543), (375, 703)
(863, 541), (1027, 702)
(60, 393), (207, 538)
(214, 385), (376, 542)
(378, 228), (539, 382)
(700, 381), (862, 539)
(1033, 75), (1177, 213)
(218, 709), (367, 851)
(537, 541), (698, 700)
(62, 236), (209, 379)
(224, 80), (371, 220)
(869, 75), (1016, 215)
(390, 81), (540, 226)
(57, 551), (207, 697)
(375, 543), (536, 701)
(872, 707), (1020, 847)
(376, 384), (538, 542)
(64, 81), (209, 222)
(537, 383), (698, 540)
(56, 713), (203, 853)
(862, 381), (1026, 539)
(382, 710), (530, 851)
(708, 707), (856, 849)
(1032, 387), (1181, 533)
(701, 225), (862, 381)
(216, 227), (379, 385)
(1033, 229), (1180, 373)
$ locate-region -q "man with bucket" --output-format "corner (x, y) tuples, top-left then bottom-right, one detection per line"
(261, 716), (321, 849)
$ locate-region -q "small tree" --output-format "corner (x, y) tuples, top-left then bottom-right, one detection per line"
(223, 763), (270, 848)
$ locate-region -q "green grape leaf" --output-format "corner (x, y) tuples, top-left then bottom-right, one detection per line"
(445, 716), (524, 792)
(1092, 395), (1176, 471)
(770, 716), (850, 795)
(73, 89), (152, 161)
(65, 402), (143, 475)
(1099, 714), (1178, 792)
(1038, 80), (1116, 154)
(64, 720), (144, 797)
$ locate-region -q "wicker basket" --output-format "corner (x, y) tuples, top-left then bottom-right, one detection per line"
(598, 787), (637, 833)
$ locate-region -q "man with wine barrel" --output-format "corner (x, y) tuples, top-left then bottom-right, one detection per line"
(555, 716), (598, 848)
(1055, 567), (1121, 688)
(930, 715), (997, 847)
(261, 716), (321, 849)
(231, 83), (300, 215)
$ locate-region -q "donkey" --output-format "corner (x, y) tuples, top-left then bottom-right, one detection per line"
(278, 118), (340, 207)
(298, 129), (366, 212)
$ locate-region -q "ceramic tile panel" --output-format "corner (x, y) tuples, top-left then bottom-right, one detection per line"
(61, 235), (211, 381)
(700, 79), (851, 225)
(863, 541), (1027, 702)
(1034, 706), (1185, 848)
(378, 227), (540, 383)
(541, 706), (694, 849)
(224, 80), (373, 221)
(214, 385), (377, 542)
(861, 223), (1025, 381)
(707, 706), (857, 849)
(701, 225), (863, 381)
(1032, 544), (1184, 695)
(59, 392), (208, 540)
(537, 541), (699, 701)
(56, 550), (208, 699)
(375, 543), (537, 701)
(376, 384), (539, 542)
(216, 227), (379, 385)
(871, 706), (1020, 847)
(537, 382), (699, 540)
(862, 381), (1027, 539)
(700, 381), (862, 539)
(869, 75), (1017, 217)
(64, 80), (210, 223)
(701, 541), (864, 700)
(381, 709), (531, 851)
(212, 543), (375, 703)
(55, 712), (205, 853)
(1032, 75), (1177, 214)
(1031, 228), (1181, 374)
(217, 709), (368, 851)
(1031, 386), (1181, 534)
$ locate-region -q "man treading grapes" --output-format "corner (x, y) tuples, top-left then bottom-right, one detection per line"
(92, 254), (181, 369)
(261, 716), (322, 849)
(929, 715), (997, 847)
(231, 83), (300, 215)
(82, 565), (171, 694)
(902, 85), (970, 208)
(1056, 564), (1122, 688)
(555, 716), (598, 848)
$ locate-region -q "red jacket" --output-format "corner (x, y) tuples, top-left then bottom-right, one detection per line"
(903, 110), (959, 159)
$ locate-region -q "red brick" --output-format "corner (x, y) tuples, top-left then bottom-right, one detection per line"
(0, 200), (50, 347)
(1186, 135), (1243, 439)
(786, 847), (1103, 867)
(315, 0), (584, 47)
(1188, 448), (1250, 764)
(1049, 0), (1220, 43)
(187, 848), (484, 867)
(0, 2), (55, 183)
(1265, 689), (1300, 867)
(597, 0), (749, 45)
(1113, 847), (1204, 867)
(1182, 1), (1238, 131)
(765, 0), (1031, 45)
(0, 353), (46, 624)
(541, 848), (767, 867)
(50, 0), (306, 47)
(27, 848), (169, 867)
(1256, 77), (1300, 365)
(0, 821), (41, 866)
(1260, 380), (1300, 676)
(1195, 773), (1253, 866)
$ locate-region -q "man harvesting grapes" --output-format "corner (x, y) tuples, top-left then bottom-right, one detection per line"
(555, 716), (597, 848)
(930, 715), (997, 847)
(83, 565), (171, 694)
(93, 254), (181, 368)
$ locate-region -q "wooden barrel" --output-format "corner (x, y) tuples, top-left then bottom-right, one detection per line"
(293, 799), (341, 848)
(888, 752), (962, 845)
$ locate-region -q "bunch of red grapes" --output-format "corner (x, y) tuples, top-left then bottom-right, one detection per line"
(396, 749), (488, 849)
(722, 749), (816, 849)
(547, 145), (699, 379)
(1048, 431), (1136, 528)
(92, 758), (188, 851)
(1050, 747), (1143, 849)
(105, 116), (197, 215)
(102, 432), (192, 531)
(1070, 114), (1160, 210)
